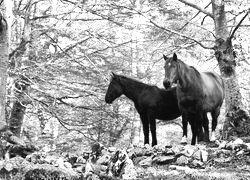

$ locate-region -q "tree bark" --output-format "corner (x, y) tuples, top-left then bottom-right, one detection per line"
(177, 0), (250, 139)
(8, 0), (33, 137)
(0, 3), (9, 132)
(212, 0), (250, 138)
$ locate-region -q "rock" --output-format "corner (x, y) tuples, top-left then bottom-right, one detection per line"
(24, 164), (79, 180)
(4, 162), (13, 171)
(128, 147), (145, 157)
(152, 144), (160, 152)
(191, 159), (203, 167)
(138, 156), (153, 167)
(76, 156), (86, 164)
(55, 157), (65, 168)
(64, 162), (72, 169)
(200, 150), (208, 162)
(233, 138), (244, 145)
(171, 145), (184, 155)
(121, 158), (137, 179)
(44, 155), (57, 165)
(218, 140), (227, 149)
(164, 148), (175, 156)
(96, 154), (111, 165)
(192, 150), (201, 160)
(176, 155), (189, 165)
(91, 143), (104, 157)
(169, 165), (192, 172)
(108, 146), (117, 152)
(236, 149), (244, 156)
(181, 145), (198, 157)
(152, 155), (176, 165)
(214, 157), (232, 163)
(144, 144), (151, 149)
(107, 149), (137, 179)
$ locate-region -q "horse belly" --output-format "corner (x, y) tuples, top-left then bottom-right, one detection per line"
(178, 96), (197, 113)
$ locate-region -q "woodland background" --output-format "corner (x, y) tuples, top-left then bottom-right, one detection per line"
(1, 0), (250, 154)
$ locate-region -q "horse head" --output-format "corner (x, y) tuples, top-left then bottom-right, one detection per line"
(105, 72), (123, 104)
(163, 53), (179, 89)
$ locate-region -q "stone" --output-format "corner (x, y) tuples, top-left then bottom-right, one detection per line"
(64, 162), (72, 169)
(96, 154), (111, 165)
(76, 156), (86, 164)
(152, 155), (176, 165)
(181, 145), (198, 157)
(4, 162), (13, 172)
(55, 157), (64, 168)
(164, 148), (175, 156)
(121, 158), (137, 179)
(200, 150), (208, 162)
(171, 145), (184, 155)
(176, 155), (189, 165)
(144, 144), (151, 149)
(108, 146), (117, 152)
(191, 159), (203, 167)
(192, 150), (201, 160)
(107, 149), (137, 179)
(218, 140), (227, 149)
(138, 156), (153, 167)
(233, 138), (244, 145)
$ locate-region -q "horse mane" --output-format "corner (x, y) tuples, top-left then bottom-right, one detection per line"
(115, 74), (150, 88)
(177, 59), (202, 89)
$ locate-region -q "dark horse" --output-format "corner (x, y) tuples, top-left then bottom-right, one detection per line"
(163, 53), (225, 145)
(105, 72), (182, 146)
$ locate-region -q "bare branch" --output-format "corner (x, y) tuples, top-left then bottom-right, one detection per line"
(229, 10), (250, 40)
(135, 9), (214, 50)
(178, 0), (213, 19)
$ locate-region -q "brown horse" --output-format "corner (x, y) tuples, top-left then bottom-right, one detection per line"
(163, 53), (225, 145)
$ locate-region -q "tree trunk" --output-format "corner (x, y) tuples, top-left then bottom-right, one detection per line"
(0, 3), (9, 132)
(212, 0), (250, 138)
(8, 0), (33, 136)
(9, 76), (30, 137)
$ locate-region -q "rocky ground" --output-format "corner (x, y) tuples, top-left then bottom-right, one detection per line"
(1, 137), (250, 179)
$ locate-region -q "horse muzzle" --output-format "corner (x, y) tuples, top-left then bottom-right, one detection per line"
(163, 80), (171, 89)
(105, 96), (113, 104)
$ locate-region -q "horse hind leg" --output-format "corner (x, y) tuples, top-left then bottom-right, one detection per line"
(210, 107), (220, 142)
(202, 113), (209, 142)
(140, 114), (150, 145)
(149, 119), (157, 146)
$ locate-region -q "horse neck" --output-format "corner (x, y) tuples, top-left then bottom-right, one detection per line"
(177, 60), (201, 91)
(119, 78), (145, 102)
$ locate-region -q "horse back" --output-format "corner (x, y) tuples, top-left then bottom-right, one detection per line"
(137, 86), (180, 120)
(201, 72), (225, 105)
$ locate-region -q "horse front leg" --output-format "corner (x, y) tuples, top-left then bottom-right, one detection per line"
(188, 113), (198, 145)
(140, 114), (150, 145)
(181, 113), (188, 144)
(148, 111), (157, 146)
(196, 112), (204, 143)
(190, 121), (197, 145)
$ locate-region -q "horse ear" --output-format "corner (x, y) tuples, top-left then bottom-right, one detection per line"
(163, 54), (168, 61)
(111, 72), (116, 78)
(173, 53), (177, 61)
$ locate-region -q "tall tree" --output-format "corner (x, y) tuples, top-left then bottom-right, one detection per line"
(170, 0), (250, 138)
(0, 1), (9, 132)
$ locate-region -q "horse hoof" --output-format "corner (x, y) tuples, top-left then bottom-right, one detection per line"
(211, 132), (216, 141)
(181, 136), (187, 144)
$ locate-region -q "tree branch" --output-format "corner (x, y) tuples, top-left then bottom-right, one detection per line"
(229, 10), (250, 40)
(146, 17), (214, 49)
(178, 0), (213, 19)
